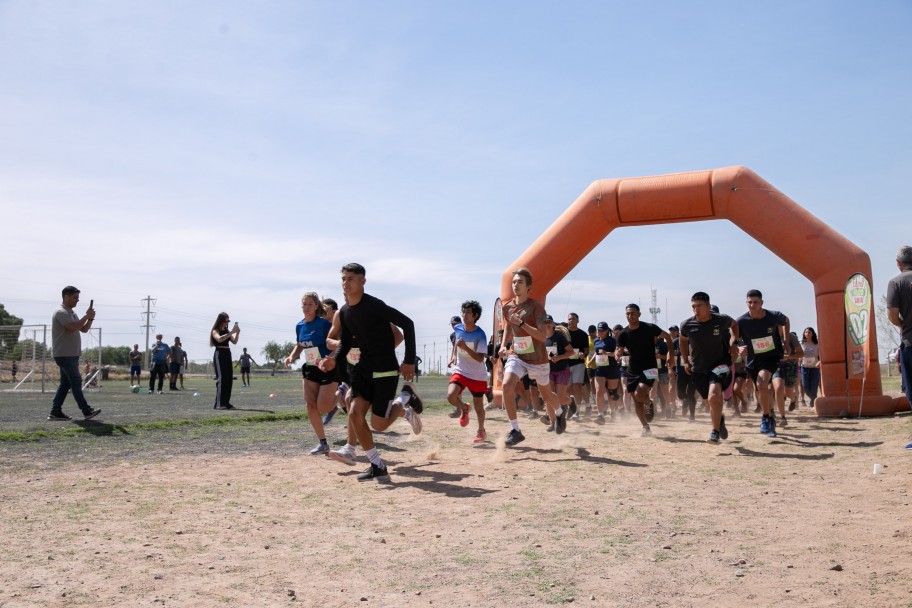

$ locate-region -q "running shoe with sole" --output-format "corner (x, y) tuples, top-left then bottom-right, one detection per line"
(310, 442), (330, 455)
(719, 414), (728, 440)
(556, 407), (567, 434)
(707, 429), (720, 444)
(47, 412), (72, 421)
(328, 448), (357, 466)
(505, 429), (525, 447)
(595, 414), (605, 425)
(400, 384), (423, 414)
(546, 422), (555, 432)
(760, 415), (770, 435)
(766, 415), (777, 438)
(458, 404), (470, 427)
(644, 400), (655, 423)
(788, 400), (795, 412)
(539, 414), (551, 425)
(568, 397), (577, 418)
(322, 407), (337, 425)
(473, 430), (487, 443)
(83, 408), (101, 420)
(357, 463), (389, 481)
(779, 415), (788, 428)
(404, 406), (422, 435)
(640, 426), (652, 437)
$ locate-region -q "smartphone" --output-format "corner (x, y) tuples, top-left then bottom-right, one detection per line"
(89, 299), (94, 308)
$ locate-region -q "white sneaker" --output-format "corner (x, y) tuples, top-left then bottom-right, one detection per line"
(404, 406), (422, 435)
(328, 447), (356, 466)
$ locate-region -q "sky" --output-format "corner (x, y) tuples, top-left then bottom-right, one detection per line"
(1, 1), (910, 370)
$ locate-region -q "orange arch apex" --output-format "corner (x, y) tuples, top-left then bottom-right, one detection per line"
(498, 166), (903, 417)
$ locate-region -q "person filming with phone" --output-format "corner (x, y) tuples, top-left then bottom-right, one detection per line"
(211, 312), (240, 409)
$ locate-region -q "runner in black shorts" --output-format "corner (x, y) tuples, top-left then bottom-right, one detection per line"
(736, 289), (791, 438)
(678, 292), (740, 445)
(587, 322), (620, 424)
(616, 304), (676, 437)
(319, 263), (423, 481)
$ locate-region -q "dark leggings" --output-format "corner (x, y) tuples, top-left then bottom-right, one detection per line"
(214, 348), (233, 408)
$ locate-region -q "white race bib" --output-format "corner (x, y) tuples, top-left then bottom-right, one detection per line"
(345, 347), (361, 365)
(458, 342), (476, 361)
(513, 335), (535, 355)
(620, 355), (630, 367)
(595, 353), (609, 366)
(712, 364), (731, 376)
(547, 345), (557, 357)
(570, 349), (581, 360)
(751, 336), (775, 354)
(303, 347), (322, 366)
(643, 368), (659, 380)
(802, 357), (817, 367)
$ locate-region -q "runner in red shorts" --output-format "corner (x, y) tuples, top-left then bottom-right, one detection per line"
(447, 300), (489, 443)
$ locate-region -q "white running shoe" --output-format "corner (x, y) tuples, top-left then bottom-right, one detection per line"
(404, 406), (423, 435)
(328, 447), (357, 466)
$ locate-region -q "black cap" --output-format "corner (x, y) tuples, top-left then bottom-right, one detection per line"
(597, 321), (609, 331)
(544, 314), (554, 323)
(450, 315), (461, 325)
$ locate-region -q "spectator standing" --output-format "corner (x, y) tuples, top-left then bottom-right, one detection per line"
(47, 286), (101, 421)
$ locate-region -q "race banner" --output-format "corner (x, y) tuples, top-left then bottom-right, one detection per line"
(844, 273), (872, 378)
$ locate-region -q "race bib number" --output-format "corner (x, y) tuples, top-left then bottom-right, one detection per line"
(802, 357), (817, 367)
(547, 345), (557, 357)
(751, 336), (775, 354)
(345, 347), (361, 365)
(712, 364), (731, 376)
(570, 349), (581, 360)
(643, 368), (659, 380)
(595, 353), (610, 366)
(620, 355), (630, 367)
(656, 357), (663, 368)
(303, 347), (322, 366)
(458, 342), (476, 361)
(513, 335), (535, 355)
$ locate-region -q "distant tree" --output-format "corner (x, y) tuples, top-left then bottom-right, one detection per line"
(0, 303), (24, 358)
(82, 345), (132, 366)
(261, 341), (295, 376)
(876, 294), (901, 359)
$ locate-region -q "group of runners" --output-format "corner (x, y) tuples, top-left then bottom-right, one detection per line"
(288, 262), (820, 482)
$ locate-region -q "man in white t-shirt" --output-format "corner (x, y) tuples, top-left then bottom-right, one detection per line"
(447, 300), (489, 443)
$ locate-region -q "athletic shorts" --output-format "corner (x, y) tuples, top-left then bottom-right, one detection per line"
(302, 365), (337, 386)
(734, 369), (748, 379)
(504, 355), (550, 387)
(549, 368), (570, 386)
(179, 366), (185, 375)
(587, 368), (598, 380)
(747, 356), (781, 383)
(350, 364), (399, 418)
(773, 360), (800, 387)
(169, 362), (181, 374)
(450, 372), (488, 397)
(690, 367), (733, 400)
(568, 363), (587, 384)
(240, 366), (250, 374)
(594, 365), (621, 380)
(625, 372), (656, 394)
(130, 364), (141, 375)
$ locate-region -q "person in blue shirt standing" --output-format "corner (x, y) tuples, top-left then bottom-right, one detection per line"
(149, 333), (170, 395)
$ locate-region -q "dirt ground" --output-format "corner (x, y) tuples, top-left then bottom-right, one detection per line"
(2, 405), (911, 608)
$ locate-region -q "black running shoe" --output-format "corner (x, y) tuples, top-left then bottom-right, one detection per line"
(644, 400), (655, 423)
(357, 463), (389, 481)
(83, 408), (101, 420)
(505, 429), (526, 447)
(568, 397), (578, 418)
(788, 400), (796, 412)
(47, 412), (72, 421)
(556, 407), (567, 434)
(401, 384), (423, 414)
(719, 414), (728, 440)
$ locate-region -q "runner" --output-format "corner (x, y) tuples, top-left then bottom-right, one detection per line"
(284, 292), (339, 455)
(497, 267), (564, 446)
(655, 335), (675, 418)
(799, 327), (821, 409)
(585, 324), (598, 415)
(542, 315), (574, 433)
(318, 263), (422, 481)
(447, 300), (489, 443)
(670, 326), (695, 421)
(587, 321), (620, 424)
(613, 324), (631, 416)
(778, 331), (804, 419)
(616, 304), (676, 437)
(736, 289), (791, 438)
(565, 313), (590, 418)
(678, 292), (740, 444)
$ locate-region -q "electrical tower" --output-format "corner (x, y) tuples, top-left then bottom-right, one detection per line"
(649, 288), (661, 324)
(140, 296), (156, 369)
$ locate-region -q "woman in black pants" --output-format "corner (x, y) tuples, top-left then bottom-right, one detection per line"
(211, 312), (240, 409)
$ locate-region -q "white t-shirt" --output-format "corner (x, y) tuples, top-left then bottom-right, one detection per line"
(451, 324), (488, 382)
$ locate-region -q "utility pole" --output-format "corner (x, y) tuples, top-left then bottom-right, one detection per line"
(140, 296), (156, 369)
(649, 288), (661, 325)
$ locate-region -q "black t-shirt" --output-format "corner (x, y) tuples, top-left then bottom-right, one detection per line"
(592, 336), (619, 370)
(567, 327), (589, 367)
(616, 323), (663, 374)
(679, 313), (734, 373)
(332, 293), (416, 373)
(736, 309), (787, 367)
(546, 331), (572, 372)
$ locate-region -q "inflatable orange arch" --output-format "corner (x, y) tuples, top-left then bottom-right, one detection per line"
(497, 165), (906, 417)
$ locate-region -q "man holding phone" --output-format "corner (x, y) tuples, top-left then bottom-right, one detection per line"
(48, 286), (101, 421)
